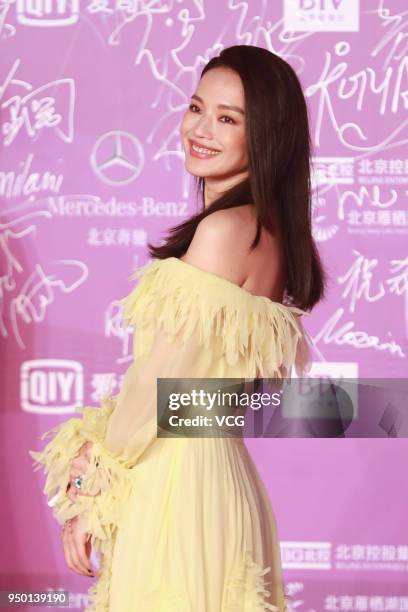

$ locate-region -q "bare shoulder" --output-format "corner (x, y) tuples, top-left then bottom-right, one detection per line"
(181, 206), (256, 285)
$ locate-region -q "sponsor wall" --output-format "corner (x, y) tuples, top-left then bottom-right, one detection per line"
(1, 0), (407, 609)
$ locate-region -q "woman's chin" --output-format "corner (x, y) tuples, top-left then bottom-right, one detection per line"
(184, 162), (213, 179)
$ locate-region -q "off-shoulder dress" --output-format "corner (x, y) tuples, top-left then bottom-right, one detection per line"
(30, 256), (312, 612)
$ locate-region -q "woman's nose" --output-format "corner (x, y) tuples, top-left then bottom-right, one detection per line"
(193, 115), (213, 139)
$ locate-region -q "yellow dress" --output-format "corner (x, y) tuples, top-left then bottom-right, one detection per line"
(30, 257), (312, 612)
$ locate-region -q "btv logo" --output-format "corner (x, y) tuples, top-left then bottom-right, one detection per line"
(284, 0), (359, 32)
(21, 359), (84, 414)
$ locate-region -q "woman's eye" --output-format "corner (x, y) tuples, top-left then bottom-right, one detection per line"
(188, 105), (235, 125)
(220, 116), (235, 124)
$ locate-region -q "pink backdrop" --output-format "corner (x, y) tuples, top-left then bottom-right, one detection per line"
(1, 0), (407, 609)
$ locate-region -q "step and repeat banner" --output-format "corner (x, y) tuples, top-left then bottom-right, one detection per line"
(1, 0), (407, 609)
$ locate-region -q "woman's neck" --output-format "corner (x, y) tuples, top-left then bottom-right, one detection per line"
(203, 170), (249, 208)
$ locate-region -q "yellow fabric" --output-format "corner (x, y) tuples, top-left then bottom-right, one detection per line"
(30, 256), (313, 612)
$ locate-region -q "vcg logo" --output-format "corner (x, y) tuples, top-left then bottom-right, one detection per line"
(284, 0), (359, 32)
(21, 359), (84, 414)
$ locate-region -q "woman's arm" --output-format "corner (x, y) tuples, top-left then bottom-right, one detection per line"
(29, 322), (206, 559)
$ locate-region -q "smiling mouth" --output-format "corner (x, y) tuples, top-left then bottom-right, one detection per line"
(189, 140), (221, 156)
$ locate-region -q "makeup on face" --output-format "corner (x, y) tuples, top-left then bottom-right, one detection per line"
(189, 139), (222, 160)
(180, 67), (248, 180)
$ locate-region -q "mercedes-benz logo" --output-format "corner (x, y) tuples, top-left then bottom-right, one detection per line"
(90, 130), (144, 186)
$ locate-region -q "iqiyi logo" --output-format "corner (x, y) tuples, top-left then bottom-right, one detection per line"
(16, 0), (79, 27)
(284, 0), (359, 32)
(21, 359), (83, 414)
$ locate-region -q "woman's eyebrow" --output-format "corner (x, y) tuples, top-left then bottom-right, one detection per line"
(191, 94), (245, 115)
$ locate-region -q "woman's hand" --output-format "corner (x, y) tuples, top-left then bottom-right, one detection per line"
(67, 442), (99, 503)
(60, 516), (95, 577)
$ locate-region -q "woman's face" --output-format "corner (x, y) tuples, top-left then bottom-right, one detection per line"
(180, 67), (248, 184)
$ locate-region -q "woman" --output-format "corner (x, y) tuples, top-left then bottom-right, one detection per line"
(30, 45), (327, 611)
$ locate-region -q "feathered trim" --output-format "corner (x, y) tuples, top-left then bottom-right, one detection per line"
(29, 396), (133, 611)
(29, 395), (133, 549)
(222, 550), (288, 611)
(85, 550), (289, 612)
(84, 533), (115, 612)
(119, 257), (312, 379)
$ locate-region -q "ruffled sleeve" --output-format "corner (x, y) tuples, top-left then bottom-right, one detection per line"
(29, 256), (312, 552)
(29, 396), (133, 543)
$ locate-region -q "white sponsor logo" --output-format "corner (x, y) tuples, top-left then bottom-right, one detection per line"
(288, 362), (359, 418)
(21, 359), (83, 414)
(284, 0), (359, 32)
(90, 130), (144, 186)
(16, 0), (79, 27)
(313, 157), (354, 186)
(281, 541), (332, 570)
(46, 195), (188, 217)
(302, 362), (358, 379)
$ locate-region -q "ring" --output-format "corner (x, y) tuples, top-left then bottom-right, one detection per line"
(73, 474), (84, 490)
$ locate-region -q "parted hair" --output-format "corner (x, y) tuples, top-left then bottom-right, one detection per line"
(148, 44), (327, 311)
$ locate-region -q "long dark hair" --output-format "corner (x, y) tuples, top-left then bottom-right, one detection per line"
(147, 45), (327, 311)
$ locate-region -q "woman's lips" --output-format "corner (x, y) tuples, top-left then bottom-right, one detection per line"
(188, 140), (222, 160)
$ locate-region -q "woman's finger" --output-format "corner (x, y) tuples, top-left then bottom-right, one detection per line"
(68, 467), (85, 486)
(70, 456), (90, 474)
(72, 455), (90, 470)
(66, 533), (86, 575)
(66, 479), (96, 501)
(67, 487), (79, 503)
(66, 468), (83, 502)
(68, 457), (102, 498)
(64, 524), (82, 575)
(67, 464), (88, 502)
(72, 518), (94, 576)
(61, 526), (75, 573)
(66, 523), (92, 576)
(67, 471), (96, 499)
(72, 529), (94, 576)
(75, 441), (93, 462)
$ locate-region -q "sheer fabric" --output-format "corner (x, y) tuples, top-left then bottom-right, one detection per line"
(30, 257), (312, 612)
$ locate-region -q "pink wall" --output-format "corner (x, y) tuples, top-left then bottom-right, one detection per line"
(1, 0), (407, 608)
